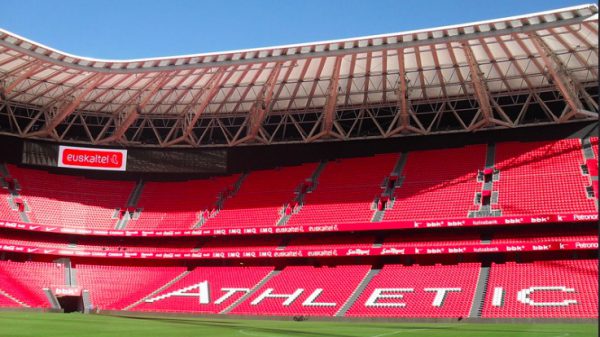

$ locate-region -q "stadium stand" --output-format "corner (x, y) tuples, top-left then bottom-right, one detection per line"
(0, 187), (22, 222)
(230, 265), (370, 316)
(286, 154), (398, 226)
(493, 140), (596, 215)
(127, 175), (240, 230)
(383, 145), (486, 221)
(7, 165), (134, 229)
(204, 163), (317, 228)
(0, 292), (22, 308)
(345, 263), (480, 318)
(0, 260), (64, 307)
(481, 259), (598, 318)
(75, 264), (186, 310)
(133, 266), (274, 313)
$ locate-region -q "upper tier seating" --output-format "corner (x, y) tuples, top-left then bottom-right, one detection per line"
(8, 165), (134, 229)
(0, 187), (21, 222)
(127, 175), (240, 230)
(286, 154), (399, 226)
(203, 164), (317, 228)
(345, 263), (480, 318)
(494, 140), (596, 215)
(481, 259), (598, 318)
(133, 266), (273, 313)
(0, 138), (595, 231)
(383, 145), (486, 221)
(0, 260), (64, 307)
(75, 264), (186, 310)
(231, 265), (370, 316)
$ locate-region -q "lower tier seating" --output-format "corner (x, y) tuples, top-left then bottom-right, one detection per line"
(0, 259), (596, 318)
(75, 264), (186, 310)
(0, 260), (64, 307)
(230, 265), (371, 316)
(481, 259), (598, 318)
(345, 263), (480, 318)
(133, 266), (274, 313)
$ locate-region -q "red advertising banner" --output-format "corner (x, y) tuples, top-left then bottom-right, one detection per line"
(52, 286), (82, 297)
(0, 240), (596, 261)
(58, 146), (127, 171)
(0, 213), (596, 238)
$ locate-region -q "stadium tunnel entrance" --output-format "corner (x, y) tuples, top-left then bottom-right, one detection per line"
(57, 295), (83, 313)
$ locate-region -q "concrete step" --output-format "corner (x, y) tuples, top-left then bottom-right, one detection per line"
(123, 270), (191, 311)
(335, 267), (381, 317)
(0, 289), (29, 308)
(469, 264), (491, 318)
(220, 270), (281, 314)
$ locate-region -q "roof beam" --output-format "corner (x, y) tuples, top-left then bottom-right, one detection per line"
(286, 58), (313, 111)
(303, 57), (345, 142)
(313, 55), (344, 141)
(527, 32), (596, 121)
(26, 73), (107, 137)
(232, 61), (285, 145)
(386, 48), (427, 136)
(304, 57), (328, 110)
(1, 61), (46, 97)
(414, 47), (429, 100)
(461, 42), (513, 130)
(162, 68), (230, 146)
(97, 73), (173, 144)
(162, 68), (209, 115)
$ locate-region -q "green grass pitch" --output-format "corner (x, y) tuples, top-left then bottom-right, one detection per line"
(0, 312), (596, 337)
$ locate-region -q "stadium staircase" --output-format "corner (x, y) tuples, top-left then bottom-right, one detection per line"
(193, 173), (248, 229)
(469, 263), (491, 318)
(277, 161), (327, 226)
(0, 163), (30, 223)
(43, 288), (60, 309)
(116, 179), (145, 230)
(123, 270), (191, 311)
(220, 269), (281, 314)
(372, 153), (407, 222)
(335, 267), (381, 317)
(469, 143), (501, 218)
(581, 137), (598, 202)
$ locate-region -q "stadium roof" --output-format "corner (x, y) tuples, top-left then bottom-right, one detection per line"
(0, 4), (597, 147)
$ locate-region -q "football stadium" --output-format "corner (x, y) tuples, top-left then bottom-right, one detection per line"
(0, 3), (597, 337)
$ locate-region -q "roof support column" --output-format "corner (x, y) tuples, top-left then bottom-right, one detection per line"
(307, 56), (343, 142)
(461, 42), (513, 131)
(527, 32), (597, 121)
(97, 73), (173, 144)
(232, 62), (283, 145)
(26, 73), (107, 137)
(386, 48), (426, 136)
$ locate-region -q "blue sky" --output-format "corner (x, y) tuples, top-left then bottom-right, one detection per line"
(0, 0), (590, 59)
